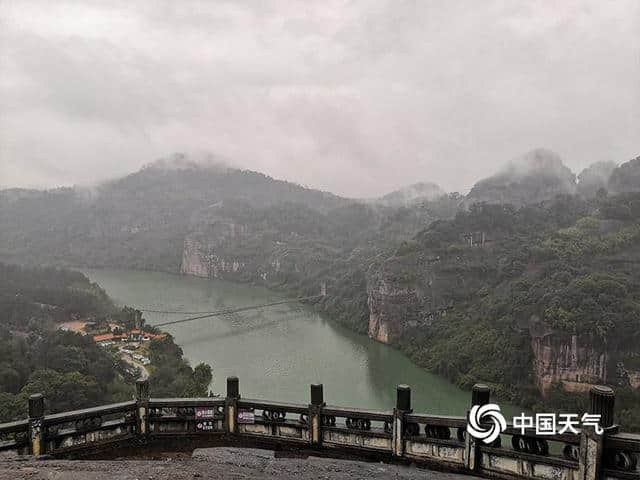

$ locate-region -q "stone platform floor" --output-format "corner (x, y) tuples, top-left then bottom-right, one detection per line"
(0, 447), (482, 480)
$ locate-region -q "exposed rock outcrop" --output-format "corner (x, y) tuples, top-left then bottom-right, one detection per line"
(529, 323), (607, 394)
(367, 278), (419, 343)
(181, 236), (247, 279)
(365, 247), (490, 345)
(180, 205), (251, 279)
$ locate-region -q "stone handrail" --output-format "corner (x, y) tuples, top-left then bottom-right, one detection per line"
(0, 419), (29, 455)
(0, 378), (637, 480)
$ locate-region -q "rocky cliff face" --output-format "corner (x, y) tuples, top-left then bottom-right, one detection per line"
(365, 246), (491, 345)
(530, 325), (608, 393)
(180, 221), (309, 284)
(180, 207), (251, 279)
(530, 325), (640, 395)
(180, 234), (302, 283)
(181, 237), (207, 278)
(367, 278), (419, 343)
(180, 236), (247, 279)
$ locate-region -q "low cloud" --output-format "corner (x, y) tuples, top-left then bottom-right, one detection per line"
(1, 0), (638, 196)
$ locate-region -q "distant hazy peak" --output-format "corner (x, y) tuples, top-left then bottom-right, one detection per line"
(499, 148), (572, 178)
(576, 161), (618, 197)
(608, 155), (640, 194)
(467, 148), (576, 207)
(578, 161), (618, 178)
(376, 182), (446, 207)
(141, 152), (231, 172)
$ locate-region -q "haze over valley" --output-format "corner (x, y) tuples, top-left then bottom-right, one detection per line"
(1, 4), (639, 470)
(1, 148), (640, 430)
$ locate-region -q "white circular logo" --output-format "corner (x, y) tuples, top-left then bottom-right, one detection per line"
(467, 403), (507, 444)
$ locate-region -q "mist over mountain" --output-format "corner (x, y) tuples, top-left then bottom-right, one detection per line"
(576, 161), (618, 198)
(375, 182), (446, 207)
(609, 156), (640, 195)
(3, 149), (639, 273)
(0, 159), (349, 271)
(467, 149), (577, 206)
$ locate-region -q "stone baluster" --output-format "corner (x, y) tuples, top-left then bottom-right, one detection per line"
(589, 385), (617, 433)
(466, 383), (490, 471)
(392, 384), (412, 457)
(579, 385), (616, 480)
(225, 376), (240, 434)
(28, 394), (45, 456)
(136, 379), (150, 439)
(309, 383), (325, 446)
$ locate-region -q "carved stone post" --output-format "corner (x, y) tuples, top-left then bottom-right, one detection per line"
(579, 386), (616, 480)
(392, 384), (411, 458)
(589, 385), (616, 433)
(466, 383), (490, 471)
(309, 383), (325, 446)
(28, 394), (45, 456)
(225, 376), (240, 434)
(136, 379), (150, 439)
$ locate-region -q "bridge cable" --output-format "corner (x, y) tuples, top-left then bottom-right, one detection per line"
(148, 295), (322, 328)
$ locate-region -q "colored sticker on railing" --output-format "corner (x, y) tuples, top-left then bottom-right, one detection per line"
(238, 409), (255, 424)
(196, 421), (215, 431)
(195, 407), (216, 419)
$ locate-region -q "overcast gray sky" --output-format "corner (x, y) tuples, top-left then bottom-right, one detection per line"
(1, 0), (638, 197)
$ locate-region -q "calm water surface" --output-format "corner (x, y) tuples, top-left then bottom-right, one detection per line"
(82, 268), (518, 417)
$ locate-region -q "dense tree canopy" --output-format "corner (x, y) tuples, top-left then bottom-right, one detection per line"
(0, 264), (213, 422)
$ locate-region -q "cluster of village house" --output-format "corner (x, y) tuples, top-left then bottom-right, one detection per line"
(92, 329), (167, 366)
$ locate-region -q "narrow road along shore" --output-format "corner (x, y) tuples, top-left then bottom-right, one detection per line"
(120, 353), (150, 381)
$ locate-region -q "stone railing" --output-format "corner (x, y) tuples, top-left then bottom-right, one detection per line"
(0, 378), (637, 480)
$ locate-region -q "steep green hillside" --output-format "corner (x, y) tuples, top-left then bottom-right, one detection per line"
(367, 193), (640, 430)
(0, 263), (212, 422)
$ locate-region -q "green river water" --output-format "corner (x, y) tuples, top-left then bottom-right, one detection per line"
(82, 268), (521, 418)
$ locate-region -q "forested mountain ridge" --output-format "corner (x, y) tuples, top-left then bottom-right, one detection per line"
(1, 150), (639, 429)
(0, 155), (349, 271)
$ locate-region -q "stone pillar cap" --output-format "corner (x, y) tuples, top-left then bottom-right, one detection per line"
(590, 385), (614, 396)
(472, 384), (490, 391)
